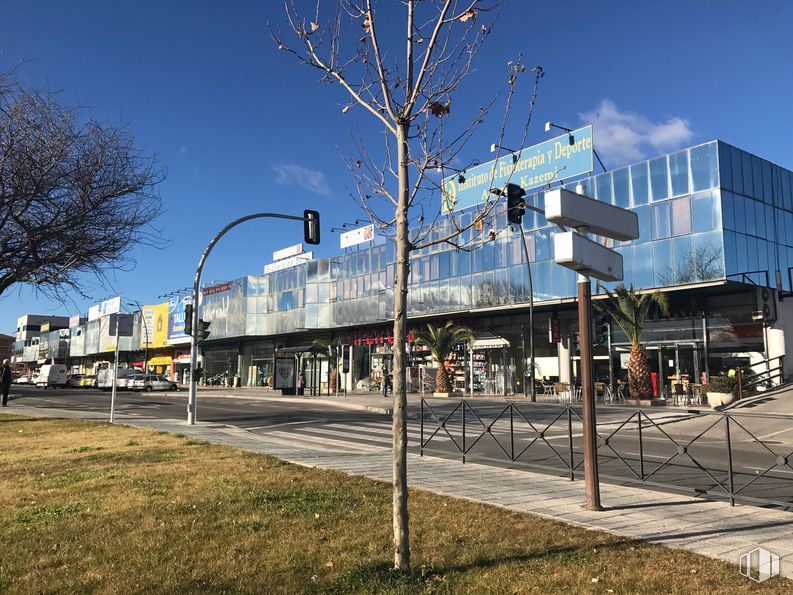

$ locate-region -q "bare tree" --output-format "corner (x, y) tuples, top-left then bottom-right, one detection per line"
(0, 76), (163, 299)
(274, 0), (541, 571)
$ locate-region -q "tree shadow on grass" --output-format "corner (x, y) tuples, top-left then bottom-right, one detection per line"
(328, 539), (635, 592)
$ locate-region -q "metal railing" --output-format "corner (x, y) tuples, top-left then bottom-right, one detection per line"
(738, 355), (785, 397)
(419, 399), (793, 509)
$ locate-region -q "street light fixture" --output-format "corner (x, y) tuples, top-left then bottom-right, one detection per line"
(489, 143), (519, 164)
(545, 121), (608, 172)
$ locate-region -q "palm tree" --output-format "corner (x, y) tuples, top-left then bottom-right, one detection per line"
(413, 321), (475, 394)
(594, 285), (669, 399)
(312, 336), (346, 392)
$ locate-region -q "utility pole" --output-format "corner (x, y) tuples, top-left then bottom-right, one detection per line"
(109, 314), (120, 424)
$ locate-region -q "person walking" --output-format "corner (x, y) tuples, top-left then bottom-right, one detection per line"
(381, 366), (390, 398)
(297, 370), (305, 397)
(1, 359), (12, 407)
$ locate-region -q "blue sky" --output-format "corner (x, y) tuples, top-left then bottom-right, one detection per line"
(1, 0), (792, 334)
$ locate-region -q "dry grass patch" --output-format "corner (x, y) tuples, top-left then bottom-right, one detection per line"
(0, 413), (789, 594)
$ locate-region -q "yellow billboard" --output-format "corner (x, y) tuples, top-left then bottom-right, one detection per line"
(143, 302), (170, 348)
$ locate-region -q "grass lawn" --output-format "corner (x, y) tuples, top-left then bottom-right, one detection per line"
(0, 414), (789, 594)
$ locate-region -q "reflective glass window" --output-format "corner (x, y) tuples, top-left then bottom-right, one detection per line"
(723, 230), (737, 275)
(459, 250), (471, 276)
(787, 212), (793, 246)
(690, 142), (718, 191)
(731, 147), (744, 196)
(612, 167), (630, 208)
(652, 202), (671, 239)
(671, 197), (692, 236)
(736, 234), (748, 273)
(763, 161), (773, 204)
(620, 245), (634, 287)
(752, 156), (763, 201)
(596, 172), (613, 203)
(495, 240), (508, 268)
(693, 191), (718, 233)
(482, 242), (495, 270)
(693, 231), (725, 281)
(635, 206), (651, 243)
(650, 156), (669, 201)
(742, 151), (754, 198)
(754, 201), (766, 238)
(669, 150), (690, 197)
(673, 236), (694, 284)
(535, 230), (551, 261)
(765, 206), (775, 245)
(717, 142), (732, 191)
(783, 170), (793, 211)
(745, 199), (757, 236)
(630, 162), (649, 206)
(653, 240), (673, 287)
(747, 237), (759, 272)
(634, 243), (654, 288)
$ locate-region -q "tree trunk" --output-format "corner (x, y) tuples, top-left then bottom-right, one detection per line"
(435, 364), (452, 393)
(329, 367), (337, 392)
(628, 348), (653, 399)
(391, 120), (410, 572)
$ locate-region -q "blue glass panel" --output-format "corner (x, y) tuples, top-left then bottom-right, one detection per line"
(649, 156), (669, 201)
(621, 245), (634, 287)
(482, 242), (495, 270)
(635, 206), (652, 244)
(752, 156), (763, 202)
(717, 142), (732, 192)
(652, 202), (671, 239)
(653, 240), (673, 287)
(742, 151), (754, 198)
(535, 230), (551, 261)
(612, 167), (630, 208)
(721, 191), (735, 231)
(692, 231), (725, 281)
(731, 146), (744, 196)
(669, 150), (690, 197)
(765, 206), (775, 244)
(630, 162), (649, 205)
(671, 197), (692, 236)
(577, 178), (594, 200)
(745, 199), (757, 236)
(747, 237), (759, 272)
(723, 230), (737, 276)
(787, 212), (793, 246)
(673, 236), (694, 284)
(691, 142), (718, 191)
(693, 191), (717, 233)
(784, 170), (793, 212)
(755, 201), (766, 238)
(736, 234), (748, 273)
(596, 172), (613, 203)
(779, 248), (790, 291)
(763, 161), (773, 204)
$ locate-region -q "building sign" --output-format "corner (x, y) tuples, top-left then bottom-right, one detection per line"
(202, 282), (232, 296)
(273, 243), (304, 262)
(40, 322), (51, 333)
(548, 316), (561, 343)
(141, 306), (156, 344)
(340, 224), (375, 249)
(263, 252), (313, 274)
(442, 125), (594, 213)
(88, 296), (121, 320)
(200, 278), (246, 339)
(168, 295), (193, 342)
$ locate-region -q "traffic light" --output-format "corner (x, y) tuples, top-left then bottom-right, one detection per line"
(304, 209), (320, 245)
(197, 319), (211, 343)
(506, 183), (526, 225)
(184, 304), (193, 336)
(342, 344), (350, 374)
(596, 318), (609, 344)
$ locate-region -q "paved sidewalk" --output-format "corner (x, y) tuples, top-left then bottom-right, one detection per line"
(4, 402), (792, 581)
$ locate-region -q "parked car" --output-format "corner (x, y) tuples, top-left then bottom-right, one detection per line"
(36, 364), (69, 388)
(79, 375), (97, 388)
(13, 375), (33, 384)
(119, 373), (147, 390)
(130, 375), (178, 392)
(67, 374), (85, 388)
(96, 367), (140, 390)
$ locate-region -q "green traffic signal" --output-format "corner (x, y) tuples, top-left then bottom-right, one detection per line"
(197, 319), (211, 343)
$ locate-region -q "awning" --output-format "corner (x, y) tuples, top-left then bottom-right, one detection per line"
(472, 338), (510, 350)
(147, 355), (173, 366)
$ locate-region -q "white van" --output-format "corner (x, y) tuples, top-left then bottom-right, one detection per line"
(37, 364), (69, 388)
(96, 367), (139, 390)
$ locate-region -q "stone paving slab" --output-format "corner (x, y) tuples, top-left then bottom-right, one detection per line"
(4, 403), (792, 581)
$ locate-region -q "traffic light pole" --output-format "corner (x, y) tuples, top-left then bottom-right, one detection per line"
(578, 273), (602, 510)
(187, 212), (318, 425)
(517, 221), (536, 402)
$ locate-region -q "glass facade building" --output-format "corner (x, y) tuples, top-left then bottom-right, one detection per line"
(11, 140), (793, 395)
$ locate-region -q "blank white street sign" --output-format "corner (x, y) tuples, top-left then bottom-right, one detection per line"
(545, 188), (639, 241)
(553, 231), (623, 282)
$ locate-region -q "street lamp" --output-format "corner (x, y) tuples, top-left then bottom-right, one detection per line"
(489, 143), (519, 164)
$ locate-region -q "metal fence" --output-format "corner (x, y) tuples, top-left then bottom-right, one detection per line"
(419, 399), (793, 509)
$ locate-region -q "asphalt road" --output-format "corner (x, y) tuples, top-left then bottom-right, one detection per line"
(6, 386), (793, 510)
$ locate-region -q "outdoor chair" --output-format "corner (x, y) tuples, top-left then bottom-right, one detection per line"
(672, 383), (686, 405)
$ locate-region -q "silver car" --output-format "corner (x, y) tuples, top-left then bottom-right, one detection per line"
(131, 374), (178, 392)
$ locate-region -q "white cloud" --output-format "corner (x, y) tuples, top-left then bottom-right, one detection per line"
(272, 163), (332, 196)
(579, 100), (693, 166)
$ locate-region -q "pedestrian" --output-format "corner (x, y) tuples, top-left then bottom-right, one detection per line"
(297, 370), (305, 397)
(1, 359), (12, 407)
(381, 367), (390, 398)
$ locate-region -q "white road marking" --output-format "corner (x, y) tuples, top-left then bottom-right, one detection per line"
(265, 430), (383, 453)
